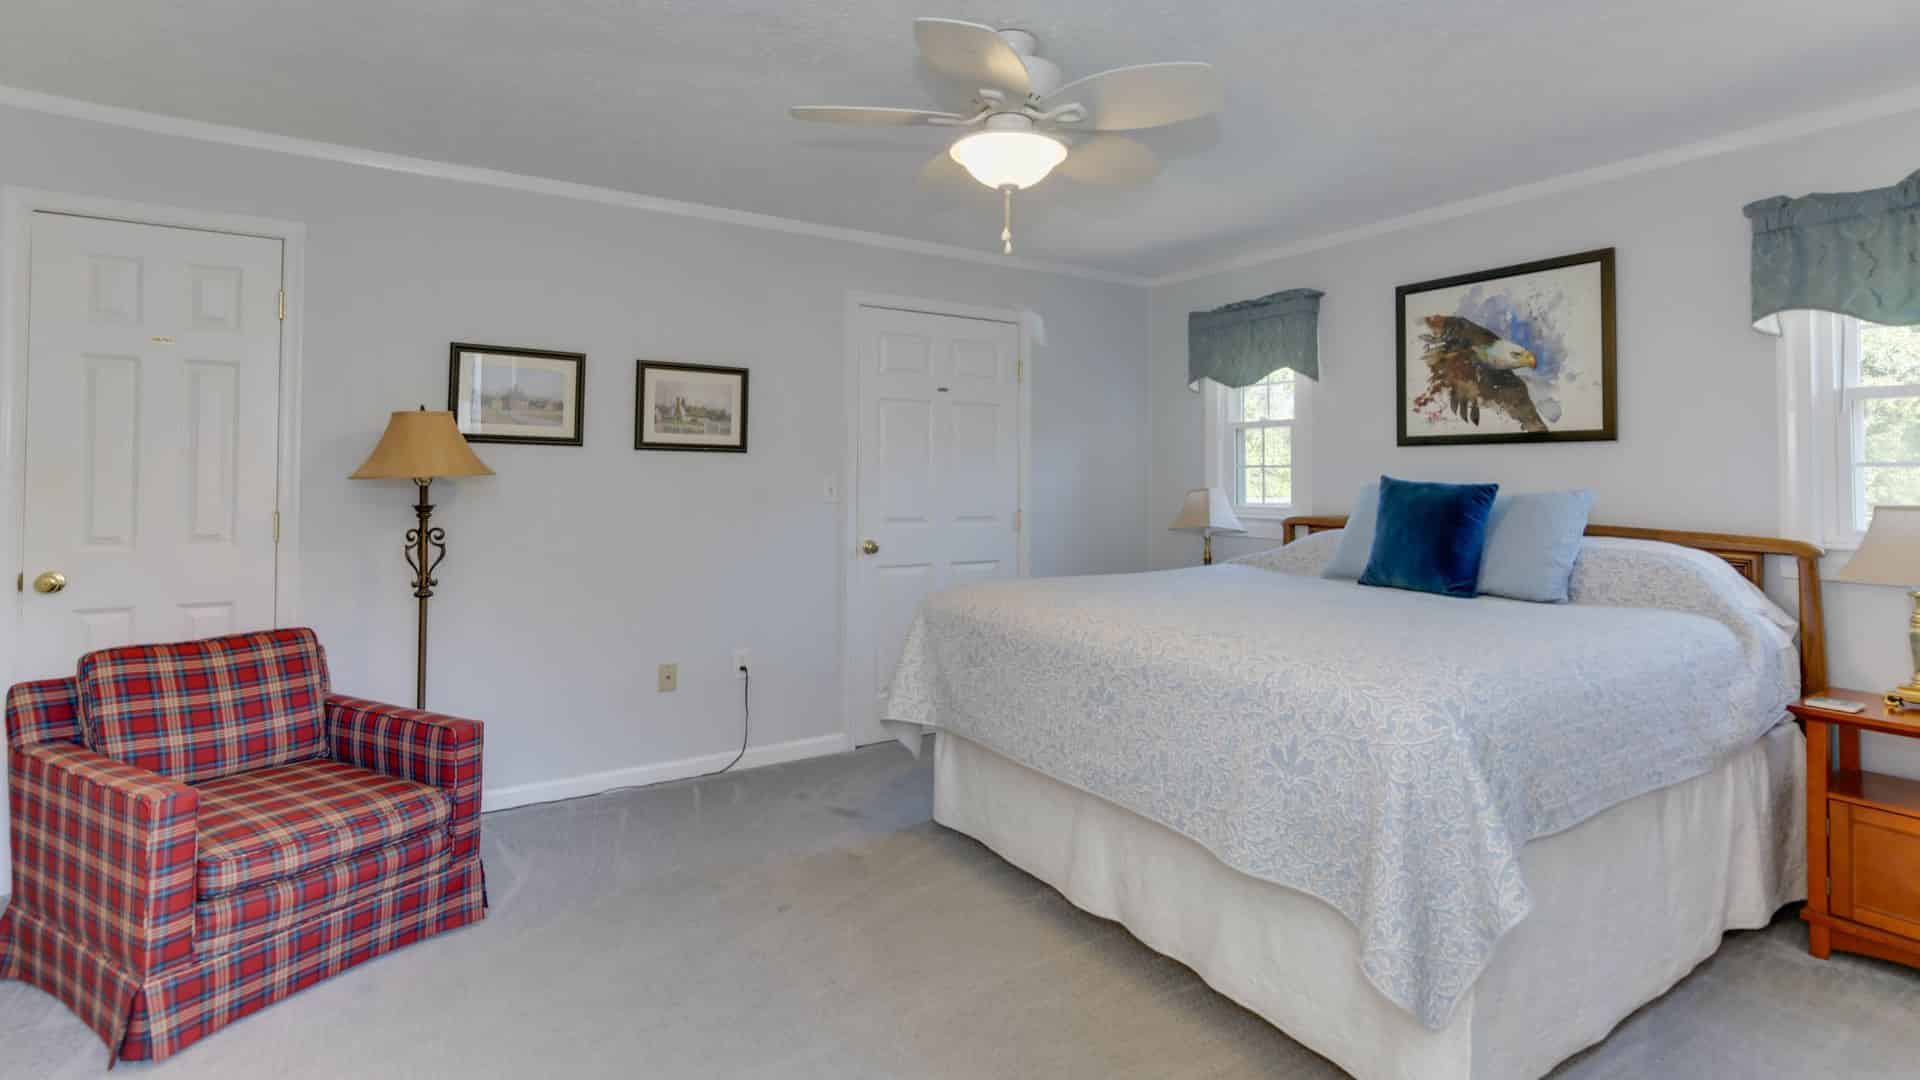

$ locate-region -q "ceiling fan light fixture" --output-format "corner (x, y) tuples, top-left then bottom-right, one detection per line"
(948, 130), (1068, 191)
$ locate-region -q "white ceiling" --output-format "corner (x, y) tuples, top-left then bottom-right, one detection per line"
(4, 1), (1918, 278)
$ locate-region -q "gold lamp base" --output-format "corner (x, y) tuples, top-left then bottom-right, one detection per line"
(1886, 591), (1920, 712)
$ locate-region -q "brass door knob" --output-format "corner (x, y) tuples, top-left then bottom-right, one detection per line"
(861, 539), (880, 555)
(32, 570), (67, 594)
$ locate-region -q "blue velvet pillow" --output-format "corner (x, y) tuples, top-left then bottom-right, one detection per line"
(1357, 476), (1500, 597)
(1476, 489), (1595, 603)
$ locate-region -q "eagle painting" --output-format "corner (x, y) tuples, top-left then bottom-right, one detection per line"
(1411, 314), (1549, 433)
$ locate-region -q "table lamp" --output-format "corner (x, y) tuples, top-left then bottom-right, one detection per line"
(1835, 505), (1920, 710)
(351, 407), (494, 709)
(1169, 486), (1245, 565)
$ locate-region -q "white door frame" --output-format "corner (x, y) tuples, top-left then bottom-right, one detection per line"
(839, 291), (1033, 750)
(0, 188), (307, 695)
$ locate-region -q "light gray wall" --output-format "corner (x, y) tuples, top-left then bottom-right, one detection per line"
(0, 105), (1151, 807)
(1149, 107), (1920, 776)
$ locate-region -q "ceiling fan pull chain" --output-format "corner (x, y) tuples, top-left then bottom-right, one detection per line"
(1001, 186), (1014, 255)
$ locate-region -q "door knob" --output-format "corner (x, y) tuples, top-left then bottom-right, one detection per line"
(32, 570), (67, 594)
(861, 540), (880, 556)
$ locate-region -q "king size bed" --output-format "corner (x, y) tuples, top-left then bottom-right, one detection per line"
(884, 518), (1825, 1080)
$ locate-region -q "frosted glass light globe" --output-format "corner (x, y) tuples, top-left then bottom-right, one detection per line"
(948, 130), (1068, 190)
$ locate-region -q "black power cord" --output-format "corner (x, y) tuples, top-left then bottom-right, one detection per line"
(699, 664), (751, 778)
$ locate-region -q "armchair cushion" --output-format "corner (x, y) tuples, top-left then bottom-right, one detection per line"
(76, 628), (330, 784)
(193, 759), (450, 898)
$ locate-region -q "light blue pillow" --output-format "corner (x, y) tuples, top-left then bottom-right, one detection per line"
(1475, 489), (1596, 603)
(1320, 480), (1381, 580)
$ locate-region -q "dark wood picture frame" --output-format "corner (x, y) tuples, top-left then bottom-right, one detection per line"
(447, 342), (586, 446)
(634, 360), (749, 453)
(1395, 247), (1616, 447)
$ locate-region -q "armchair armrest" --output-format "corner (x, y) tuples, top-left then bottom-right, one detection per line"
(325, 694), (483, 859)
(7, 742), (199, 975)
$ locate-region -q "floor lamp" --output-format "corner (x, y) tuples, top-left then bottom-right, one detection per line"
(351, 407), (494, 709)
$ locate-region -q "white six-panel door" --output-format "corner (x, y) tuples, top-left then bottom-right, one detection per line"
(847, 304), (1021, 747)
(16, 212), (283, 679)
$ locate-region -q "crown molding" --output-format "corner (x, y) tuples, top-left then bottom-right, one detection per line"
(1149, 83), (1920, 287)
(0, 84), (1152, 288)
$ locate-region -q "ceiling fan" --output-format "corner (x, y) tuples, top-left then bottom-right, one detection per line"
(790, 18), (1222, 254)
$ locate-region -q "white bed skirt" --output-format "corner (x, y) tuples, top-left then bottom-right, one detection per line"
(932, 724), (1805, 1080)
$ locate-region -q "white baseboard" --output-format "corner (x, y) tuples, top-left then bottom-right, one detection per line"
(479, 732), (853, 813)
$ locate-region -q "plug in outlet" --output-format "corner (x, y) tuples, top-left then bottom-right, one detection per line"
(657, 663), (678, 692)
(732, 648), (751, 678)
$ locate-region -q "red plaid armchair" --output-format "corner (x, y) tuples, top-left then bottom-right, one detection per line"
(0, 628), (485, 1063)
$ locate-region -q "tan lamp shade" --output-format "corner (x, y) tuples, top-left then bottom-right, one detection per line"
(1836, 505), (1920, 587)
(1168, 487), (1246, 535)
(350, 408), (495, 481)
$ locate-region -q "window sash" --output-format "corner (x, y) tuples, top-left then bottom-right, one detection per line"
(1837, 319), (1920, 536)
(1230, 417), (1293, 509)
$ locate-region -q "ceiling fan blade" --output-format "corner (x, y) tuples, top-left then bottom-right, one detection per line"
(789, 106), (967, 127)
(1057, 135), (1160, 185)
(1041, 62), (1222, 131)
(913, 18), (1031, 96)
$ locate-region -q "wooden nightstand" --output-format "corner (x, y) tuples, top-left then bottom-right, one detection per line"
(1790, 689), (1920, 969)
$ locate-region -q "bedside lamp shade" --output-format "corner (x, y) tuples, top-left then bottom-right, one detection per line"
(351, 408), (494, 481)
(1836, 506), (1920, 587)
(1169, 487), (1245, 565)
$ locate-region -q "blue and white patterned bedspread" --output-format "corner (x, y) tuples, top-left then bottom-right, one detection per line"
(884, 537), (1797, 1028)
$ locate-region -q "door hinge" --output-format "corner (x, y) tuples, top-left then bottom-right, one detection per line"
(278, 289), (286, 321)
(1016, 357), (1023, 383)
(1013, 509), (1021, 533)
(13, 571), (20, 593)
(272, 510), (281, 544)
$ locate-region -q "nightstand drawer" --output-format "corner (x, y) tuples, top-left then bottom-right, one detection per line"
(1831, 801), (1920, 940)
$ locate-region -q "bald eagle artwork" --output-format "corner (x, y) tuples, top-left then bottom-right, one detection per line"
(1411, 315), (1548, 432)
(1396, 250), (1617, 446)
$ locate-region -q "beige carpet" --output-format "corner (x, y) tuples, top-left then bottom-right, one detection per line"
(4, 743), (1919, 1078)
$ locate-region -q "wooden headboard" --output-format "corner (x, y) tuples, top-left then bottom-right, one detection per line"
(1280, 515), (1829, 693)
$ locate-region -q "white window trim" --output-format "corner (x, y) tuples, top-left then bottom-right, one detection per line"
(1202, 372), (1312, 541)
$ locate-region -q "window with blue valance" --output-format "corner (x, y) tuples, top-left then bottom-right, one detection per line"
(1745, 170), (1920, 334)
(1187, 288), (1324, 390)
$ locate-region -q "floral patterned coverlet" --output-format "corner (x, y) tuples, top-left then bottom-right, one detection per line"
(885, 537), (1797, 1028)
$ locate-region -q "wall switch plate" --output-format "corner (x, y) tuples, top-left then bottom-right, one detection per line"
(657, 663), (678, 692)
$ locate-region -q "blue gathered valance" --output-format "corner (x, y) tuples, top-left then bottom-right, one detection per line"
(1745, 170), (1920, 334)
(1187, 288), (1323, 390)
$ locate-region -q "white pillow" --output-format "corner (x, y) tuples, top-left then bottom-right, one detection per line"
(1231, 529), (1342, 576)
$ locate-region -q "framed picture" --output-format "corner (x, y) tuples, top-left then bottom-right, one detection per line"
(1396, 248), (1616, 446)
(635, 361), (749, 452)
(448, 343), (586, 446)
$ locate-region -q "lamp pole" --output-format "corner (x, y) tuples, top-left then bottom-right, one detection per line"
(404, 478), (447, 710)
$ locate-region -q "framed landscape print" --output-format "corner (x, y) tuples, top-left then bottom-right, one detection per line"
(635, 361), (748, 452)
(1396, 248), (1616, 446)
(448, 343), (586, 446)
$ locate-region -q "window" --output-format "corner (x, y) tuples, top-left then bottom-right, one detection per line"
(1780, 312), (1920, 548)
(1204, 368), (1310, 536)
(1230, 369), (1297, 510)
(1846, 321), (1920, 532)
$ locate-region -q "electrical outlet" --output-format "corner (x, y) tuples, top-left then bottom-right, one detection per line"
(823, 477), (840, 503)
(657, 663), (678, 692)
(732, 648), (751, 678)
